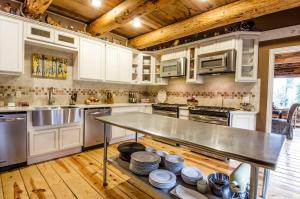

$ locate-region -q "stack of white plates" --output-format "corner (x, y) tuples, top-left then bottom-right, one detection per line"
(181, 167), (203, 185)
(149, 169), (176, 189)
(129, 151), (161, 175)
(165, 155), (184, 174)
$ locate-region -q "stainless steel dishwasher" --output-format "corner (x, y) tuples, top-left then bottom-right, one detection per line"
(84, 108), (112, 150)
(0, 113), (27, 171)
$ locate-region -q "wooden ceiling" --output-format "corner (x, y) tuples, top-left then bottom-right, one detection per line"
(21, 0), (300, 49)
(47, 0), (238, 38)
(275, 52), (300, 77)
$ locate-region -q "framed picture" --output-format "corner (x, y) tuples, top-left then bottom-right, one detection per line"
(32, 53), (68, 79)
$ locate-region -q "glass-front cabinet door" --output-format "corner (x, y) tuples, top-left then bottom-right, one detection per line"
(235, 35), (259, 82)
(186, 46), (203, 84)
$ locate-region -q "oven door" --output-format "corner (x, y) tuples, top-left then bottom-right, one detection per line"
(152, 109), (178, 118)
(189, 114), (229, 126)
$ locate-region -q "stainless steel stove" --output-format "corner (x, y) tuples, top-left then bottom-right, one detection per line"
(152, 103), (186, 118)
(189, 106), (236, 126)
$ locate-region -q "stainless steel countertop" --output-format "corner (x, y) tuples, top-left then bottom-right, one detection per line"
(96, 112), (285, 170)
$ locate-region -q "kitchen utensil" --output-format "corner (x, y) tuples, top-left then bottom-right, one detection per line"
(118, 142), (146, 162)
(208, 173), (230, 197)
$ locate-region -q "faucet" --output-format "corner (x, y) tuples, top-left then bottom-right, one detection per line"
(48, 87), (55, 105)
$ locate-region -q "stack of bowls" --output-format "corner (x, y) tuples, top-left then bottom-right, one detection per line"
(149, 169), (176, 189)
(208, 172), (230, 197)
(118, 142), (146, 162)
(181, 167), (203, 185)
(165, 155), (184, 174)
(129, 151), (161, 175)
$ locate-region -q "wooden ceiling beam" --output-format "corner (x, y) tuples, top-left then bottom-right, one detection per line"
(129, 0), (300, 49)
(87, 0), (172, 36)
(23, 0), (53, 18)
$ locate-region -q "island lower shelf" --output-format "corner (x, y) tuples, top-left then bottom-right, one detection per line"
(109, 156), (221, 199)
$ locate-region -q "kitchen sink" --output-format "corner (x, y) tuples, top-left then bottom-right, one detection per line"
(32, 106), (81, 126)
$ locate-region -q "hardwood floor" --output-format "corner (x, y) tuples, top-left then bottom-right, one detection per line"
(0, 133), (299, 199)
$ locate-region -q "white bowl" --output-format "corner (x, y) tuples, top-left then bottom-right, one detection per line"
(197, 178), (208, 194)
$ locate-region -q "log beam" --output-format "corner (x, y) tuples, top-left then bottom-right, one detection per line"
(129, 0), (300, 49)
(23, 0), (53, 18)
(87, 0), (172, 36)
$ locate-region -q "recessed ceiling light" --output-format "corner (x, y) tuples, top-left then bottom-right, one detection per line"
(91, 0), (101, 7)
(132, 17), (141, 28)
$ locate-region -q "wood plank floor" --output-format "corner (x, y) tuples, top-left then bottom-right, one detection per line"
(1, 132), (299, 199)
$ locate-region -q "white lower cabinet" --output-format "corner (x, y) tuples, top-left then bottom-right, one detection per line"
(111, 126), (126, 139)
(59, 126), (82, 149)
(29, 125), (82, 157)
(230, 112), (257, 130)
(30, 129), (59, 156)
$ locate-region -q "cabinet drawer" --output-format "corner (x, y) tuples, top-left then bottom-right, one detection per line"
(29, 129), (59, 156)
(59, 126), (82, 149)
(25, 22), (55, 43)
(55, 31), (79, 48)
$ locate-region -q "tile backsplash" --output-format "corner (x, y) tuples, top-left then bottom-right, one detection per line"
(0, 46), (260, 110)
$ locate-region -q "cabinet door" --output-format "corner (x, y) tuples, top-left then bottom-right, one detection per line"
(106, 44), (119, 81)
(79, 38), (105, 81)
(230, 113), (256, 130)
(29, 129), (59, 156)
(111, 126), (126, 139)
(59, 126), (82, 149)
(0, 16), (23, 74)
(25, 22), (54, 43)
(55, 30), (79, 48)
(215, 38), (235, 51)
(199, 41), (216, 54)
(119, 48), (132, 83)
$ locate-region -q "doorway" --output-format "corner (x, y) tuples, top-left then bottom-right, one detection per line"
(266, 46), (300, 134)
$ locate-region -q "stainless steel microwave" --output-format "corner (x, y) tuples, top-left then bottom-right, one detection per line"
(197, 49), (236, 75)
(160, 57), (187, 78)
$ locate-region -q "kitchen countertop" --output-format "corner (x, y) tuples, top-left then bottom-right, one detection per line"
(96, 112), (285, 169)
(179, 106), (259, 114)
(0, 103), (152, 113)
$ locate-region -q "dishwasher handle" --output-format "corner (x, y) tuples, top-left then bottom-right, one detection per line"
(90, 111), (110, 115)
(0, 117), (26, 122)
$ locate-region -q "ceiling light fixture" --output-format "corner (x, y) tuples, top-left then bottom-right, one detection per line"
(132, 17), (141, 28)
(91, 0), (102, 7)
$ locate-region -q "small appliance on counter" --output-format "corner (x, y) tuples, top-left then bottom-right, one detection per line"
(70, 92), (78, 105)
(128, 91), (138, 103)
(106, 91), (114, 104)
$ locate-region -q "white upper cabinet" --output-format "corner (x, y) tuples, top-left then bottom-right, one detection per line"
(161, 48), (187, 61)
(105, 44), (132, 83)
(24, 22), (79, 50)
(74, 38), (105, 81)
(0, 16), (23, 75)
(235, 35), (259, 82)
(119, 48), (132, 82)
(199, 37), (235, 54)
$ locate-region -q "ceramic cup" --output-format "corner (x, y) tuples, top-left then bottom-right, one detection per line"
(197, 178), (208, 194)
(146, 147), (157, 153)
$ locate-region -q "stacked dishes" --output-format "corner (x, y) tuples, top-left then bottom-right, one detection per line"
(149, 169), (176, 189)
(181, 167), (203, 185)
(165, 155), (184, 174)
(155, 150), (169, 167)
(129, 151), (161, 175)
(118, 142), (146, 162)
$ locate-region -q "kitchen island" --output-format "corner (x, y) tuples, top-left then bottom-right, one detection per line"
(96, 112), (285, 199)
